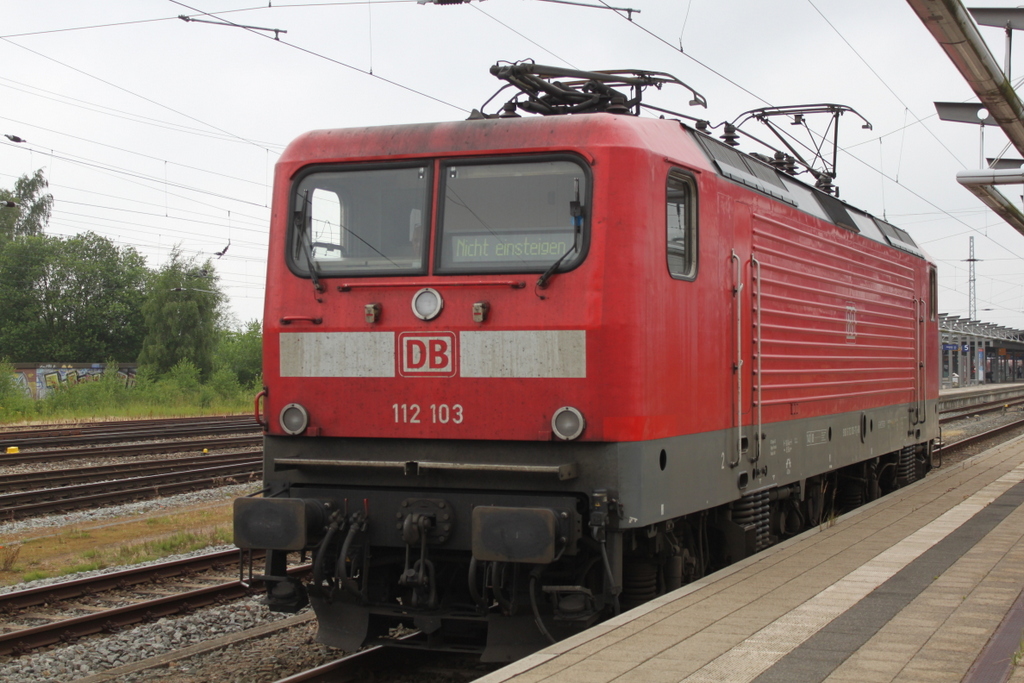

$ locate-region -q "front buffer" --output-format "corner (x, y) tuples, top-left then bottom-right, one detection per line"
(234, 485), (601, 661)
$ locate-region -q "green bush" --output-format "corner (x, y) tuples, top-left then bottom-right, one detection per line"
(37, 361), (131, 417)
(0, 359), (34, 422)
(1, 359), (254, 423)
(0, 312), (263, 422)
(208, 367), (242, 401)
(162, 359), (203, 404)
(214, 320), (262, 388)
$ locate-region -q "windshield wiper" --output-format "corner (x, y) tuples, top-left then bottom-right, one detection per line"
(537, 179), (583, 291)
(295, 190), (324, 298)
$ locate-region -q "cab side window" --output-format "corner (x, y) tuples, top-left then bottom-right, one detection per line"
(667, 172), (697, 279)
(929, 267), (937, 321)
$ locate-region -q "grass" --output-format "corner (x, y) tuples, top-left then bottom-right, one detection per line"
(0, 499), (241, 586)
(61, 561), (105, 575)
(0, 544), (20, 571)
(1013, 630), (1024, 667)
(1, 400), (252, 426)
(113, 529), (232, 566)
(16, 527), (233, 582)
(1, 359), (259, 425)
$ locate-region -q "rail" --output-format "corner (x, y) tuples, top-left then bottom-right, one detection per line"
(0, 556), (307, 657)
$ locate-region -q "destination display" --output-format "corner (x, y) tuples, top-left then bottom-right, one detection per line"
(448, 231), (573, 263)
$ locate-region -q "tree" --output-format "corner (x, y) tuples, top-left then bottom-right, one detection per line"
(0, 169), (53, 242)
(137, 248), (225, 379)
(0, 233), (149, 362)
(39, 233), (149, 361)
(0, 235), (54, 360)
(214, 319), (263, 388)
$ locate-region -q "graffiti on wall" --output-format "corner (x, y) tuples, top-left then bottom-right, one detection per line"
(11, 364), (137, 400)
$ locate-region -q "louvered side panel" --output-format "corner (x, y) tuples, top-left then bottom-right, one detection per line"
(751, 212), (917, 418)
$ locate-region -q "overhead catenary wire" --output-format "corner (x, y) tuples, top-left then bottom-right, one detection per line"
(594, 0), (772, 107)
(586, 0), (1024, 325)
(56, 202), (267, 238)
(5, 2), (1022, 325)
(0, 169), (268, 233)
(1, 139), (269, 209)
(168, 0), (469, 114)
(470, 4), (578, 68)
(0, 16), (178, 39)
(42, 222), (269, 291)
(588, 0), (1024, 270)
(42, 218), (268, 267)
(0, 36), (277, 154)
(805, 0), (967, 170)
(802, 1), (1024, 319)
(47, 213), (266, 256)
(0, 76), (285, 149)
(0, 114), (272, 190)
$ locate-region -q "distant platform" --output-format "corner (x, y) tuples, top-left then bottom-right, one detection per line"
(939, 382), (1024, 412)
(479, 434), (1024, 683)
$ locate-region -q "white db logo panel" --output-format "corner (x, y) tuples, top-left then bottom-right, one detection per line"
(399, 332), (457, 377)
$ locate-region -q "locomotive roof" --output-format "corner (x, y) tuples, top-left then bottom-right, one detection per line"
(280, 114), (929, 263)
(279, 114), (690, 165)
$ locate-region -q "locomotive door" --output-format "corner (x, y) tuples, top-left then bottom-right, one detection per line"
(913, 268), (931, 426)
(728, 199), (754, 467)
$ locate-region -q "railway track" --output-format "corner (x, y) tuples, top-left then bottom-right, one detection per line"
(0, 418), (265, 523)
(274, 643), (408, 683)
(0, 413), (253, 437)
(0, 549), (303, 657)
(0, 460), (262, 520)
(0, 415), (259, 451)
(0, 450), (263, 494)
(0, 434), (262, 467)
(0, 410), (1019, 681)
(937, 415), (1024, 461)
(273, 641), (442, 683)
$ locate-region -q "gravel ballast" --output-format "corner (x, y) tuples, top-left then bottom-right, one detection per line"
(0, 597), (296, 683)
(0, 483), (258, 539)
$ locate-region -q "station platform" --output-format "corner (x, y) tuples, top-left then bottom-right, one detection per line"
(479, 435), (1024, 683)
(939, 382), (1024, 412)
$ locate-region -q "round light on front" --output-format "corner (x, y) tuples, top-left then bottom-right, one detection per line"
(280, 403), (309, 435)
(412, 287), (443, 321)
(552, 406), (585, 441)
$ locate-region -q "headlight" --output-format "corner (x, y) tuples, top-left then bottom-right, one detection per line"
(412, 287), (443, 321)
(551, 406), (585, 441)
(280, 403), (309, 435)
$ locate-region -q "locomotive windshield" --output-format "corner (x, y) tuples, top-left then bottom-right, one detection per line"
(436, 159), (587, 273)
(291, 164), (431, 276)
(288, 158), (588, 278)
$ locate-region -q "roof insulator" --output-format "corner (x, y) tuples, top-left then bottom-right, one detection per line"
(815, 172), (836, 195)
(721, 123), (740, 147)
(606, 94), (629, 115)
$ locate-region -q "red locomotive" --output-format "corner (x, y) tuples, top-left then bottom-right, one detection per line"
(235, 64), (939, 661)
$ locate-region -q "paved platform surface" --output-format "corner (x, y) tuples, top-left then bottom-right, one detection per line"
(479, 435), (1024, 683)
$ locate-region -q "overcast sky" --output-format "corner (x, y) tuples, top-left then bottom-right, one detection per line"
(3, 0), (1024, 329)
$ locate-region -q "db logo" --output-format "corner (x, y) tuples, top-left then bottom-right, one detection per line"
(399, 332), (457, 377)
